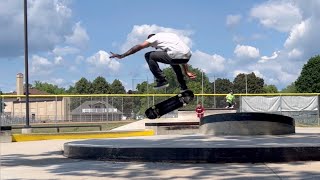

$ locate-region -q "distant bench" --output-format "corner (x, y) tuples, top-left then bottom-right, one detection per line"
(10, 125), (102, 133)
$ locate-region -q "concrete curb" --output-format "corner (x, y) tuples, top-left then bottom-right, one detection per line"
(12, 129), (154, 142)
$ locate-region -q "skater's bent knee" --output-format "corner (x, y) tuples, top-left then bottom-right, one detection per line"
(145, 52), (152, 60)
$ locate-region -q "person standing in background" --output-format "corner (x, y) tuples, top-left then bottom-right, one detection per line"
(196, 102), (205, 119)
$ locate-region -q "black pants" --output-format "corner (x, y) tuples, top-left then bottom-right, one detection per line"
(145, 51), (189, 89)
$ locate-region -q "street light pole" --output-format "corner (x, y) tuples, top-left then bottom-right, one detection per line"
(245, 74), (248, 94)
(213, 75), (216, 108)
(24, 0), (30, 128)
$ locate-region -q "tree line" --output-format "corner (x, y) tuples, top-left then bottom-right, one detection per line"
(30, 55), (320, 95)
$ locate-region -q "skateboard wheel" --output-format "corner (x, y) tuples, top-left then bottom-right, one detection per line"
(178, 94), (182, 97)
(183, 103), (187, 106)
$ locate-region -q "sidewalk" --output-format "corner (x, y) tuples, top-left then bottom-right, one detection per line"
(1, 128), (320, 179)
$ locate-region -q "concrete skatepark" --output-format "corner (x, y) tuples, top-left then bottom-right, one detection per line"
(2, 109), (320, 179)
(63, 111), (320, 163)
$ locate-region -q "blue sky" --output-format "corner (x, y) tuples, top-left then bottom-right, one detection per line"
(1, 0), (320, 92)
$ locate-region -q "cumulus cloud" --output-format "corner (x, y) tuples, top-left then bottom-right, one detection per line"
(250, 0), (302, 32)
(234, 45), (260, 59)
(226, 14), (242, 27)
(65, 22), (89, 49)
(284, 17), (320, 59)
(258, 51), (280, 63)
(288, 48), (302, 58)
(53, 46), (80, 56)
(30, 55), (61, 76)
(86, 50), (121, 75)
(191, 50), (225, 74)
(120, 24), (193, 53)
(0, 0), (88, 57)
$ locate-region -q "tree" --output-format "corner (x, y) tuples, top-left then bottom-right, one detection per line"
(92, 76), (110, 94)
(33, 81), (66, 94)
(110, 79), (126, 94)
(295, 55), (320, 93)
(212, 78), (233, 108)
(263, 84), (278, 93)
(281, 82), (297, 93)
(233, 72), (264, 93)
(74, 77), (92, 94)
(213, 78), (233, 93)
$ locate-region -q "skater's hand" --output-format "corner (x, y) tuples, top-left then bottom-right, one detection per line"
(109, 52), (123, 59)
(186, 72), (197, 79)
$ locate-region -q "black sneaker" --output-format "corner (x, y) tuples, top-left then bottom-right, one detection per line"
(154, 81), (169, 89)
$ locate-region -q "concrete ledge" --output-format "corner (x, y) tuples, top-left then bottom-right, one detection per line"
(12, 129), (154, 142)
(64, 134), (320, 163)
(145, 122), (199, 135)
(0, 126), (12, 143)
(200, 112), (295, 135)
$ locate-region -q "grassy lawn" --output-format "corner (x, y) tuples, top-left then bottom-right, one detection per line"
(11, 120), (136, 134)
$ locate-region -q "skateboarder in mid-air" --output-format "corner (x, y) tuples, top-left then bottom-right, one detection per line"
(109, 32), (196, 92)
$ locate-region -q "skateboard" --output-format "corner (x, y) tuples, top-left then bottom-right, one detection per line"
(145, 90), (194, 119)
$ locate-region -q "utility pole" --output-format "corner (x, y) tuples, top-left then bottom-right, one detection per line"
(24, 0), (30, 128)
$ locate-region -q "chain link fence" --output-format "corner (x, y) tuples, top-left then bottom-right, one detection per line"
(1, 94), (319, 126)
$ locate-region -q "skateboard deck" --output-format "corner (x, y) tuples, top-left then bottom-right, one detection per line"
(145, 90), (194, 119)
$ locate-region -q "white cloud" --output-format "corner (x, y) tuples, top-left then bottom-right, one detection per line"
(30, 55), (54, 76)
(53, 46), (80, 56)
(232, 70), (248, 77)
(120, 24), (193, 53)
(86, 50), (121, 75)
(65, 22), (89, 49)
(191, 50), (225, 74)
(250, 0), (302, 32)
(284, 17), (320, 59)
(232, 70), (264, 79)
(30, 54), (65, 77)
(258, 51), (280, 63)
(226, 14), (242, 27)
(288, 48), (302, 58)
(0, 0), (88, 57)
(54, 56), (63, 65)
(234, 45), (260, 59)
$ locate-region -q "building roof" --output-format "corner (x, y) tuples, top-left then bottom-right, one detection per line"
(4, 88), (51, 95)
(71, 100), (123, 115)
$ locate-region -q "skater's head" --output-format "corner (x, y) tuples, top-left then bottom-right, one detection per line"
(147, 34), (155, 39)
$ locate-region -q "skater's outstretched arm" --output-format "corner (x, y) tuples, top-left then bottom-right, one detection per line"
(110, 41), (150, 59)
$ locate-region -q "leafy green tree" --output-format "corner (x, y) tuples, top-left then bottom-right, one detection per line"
(233, 72), (264, 94)
(263, 84), (278, 93)
(74, 77), (92, 94)
(281, 82), (298, 93)
(33, 81), (66, 94)
(295, 55), (320, 93)
(110, 79), (126, 94)
(212, 78), (233, 108)
(213, 78), (233, 93)
(66, 86), (76, 94)
(92, 76), (110, 94)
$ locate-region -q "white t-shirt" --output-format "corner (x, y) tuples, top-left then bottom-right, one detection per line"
(146, 32), (192, 59)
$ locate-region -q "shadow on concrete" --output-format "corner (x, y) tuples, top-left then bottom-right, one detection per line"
(2, 139), (320, 180)
(2, 149), (320, 179)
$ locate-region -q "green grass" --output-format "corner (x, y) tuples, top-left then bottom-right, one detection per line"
(11, 121), (135, 134)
